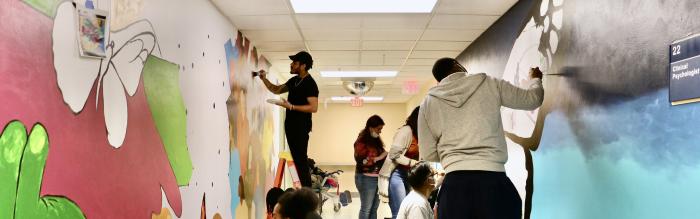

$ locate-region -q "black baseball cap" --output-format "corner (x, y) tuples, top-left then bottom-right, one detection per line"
(289, 51), (313, 69)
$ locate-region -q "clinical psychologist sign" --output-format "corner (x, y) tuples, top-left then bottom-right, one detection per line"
(670, 33), (700, 105)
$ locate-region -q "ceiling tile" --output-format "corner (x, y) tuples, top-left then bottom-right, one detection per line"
(312, 51), (360, 65)
(361, 14), (430, 29)
(302, 29), (362, 40)
(308, 41), (360, 50)
(242, 29), (301, 41)
(261, 51), (297, 61)
(360, 51), (407, 65)
(362, 29), (422, 41)
(362, 41), (413, 50)
(231, 15), (295, 30)
(409, 50), (460, 59)
(398, 71), (434, 78)
(295, 14), (363, 29)
(361, 51), (407, 59)
(435, 0), (517, 15)
(255, 41), (305, 52)
(401, 65), (433, 72)
(312, 51), (360, 58)
(359, 65), (401, 71)
(361, 57), (404, 66)
(314, 59), (360, 66)
(429, 14), (499, 29)
(212, 0), (289, 16)
(315, 65), (361, 71)
(405, 58), (437, 66)
(414, 41), (471, 51)
(422, 29), (483, 41)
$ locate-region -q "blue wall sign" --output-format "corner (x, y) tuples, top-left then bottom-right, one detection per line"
(670, 33), (700, 105)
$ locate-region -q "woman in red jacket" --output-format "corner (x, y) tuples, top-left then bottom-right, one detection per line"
(354, 115), (388, 219)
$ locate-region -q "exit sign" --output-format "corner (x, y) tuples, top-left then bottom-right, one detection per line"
(351, 96), (363, 107)
(402, 81), (419, 94)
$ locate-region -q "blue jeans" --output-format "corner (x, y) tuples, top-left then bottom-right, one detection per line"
(355, 173), (380, 219)
(389, 169), (410, 219)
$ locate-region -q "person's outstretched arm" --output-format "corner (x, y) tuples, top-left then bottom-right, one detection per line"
(258, 70), (289, 94)
(498, 68), (544, 110)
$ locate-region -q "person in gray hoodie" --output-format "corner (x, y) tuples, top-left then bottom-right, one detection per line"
(418, 57), (543, 219)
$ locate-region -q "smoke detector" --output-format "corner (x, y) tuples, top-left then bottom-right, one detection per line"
(343, 80), (374, 96)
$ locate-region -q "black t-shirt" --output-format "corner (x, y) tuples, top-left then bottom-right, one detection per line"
(284, 75), (319, 131)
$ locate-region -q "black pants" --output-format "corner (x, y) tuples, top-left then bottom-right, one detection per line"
(437, 171), (521, 219)
(285, 125), (312, 187)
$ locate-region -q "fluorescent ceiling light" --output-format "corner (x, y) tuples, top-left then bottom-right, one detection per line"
(290, 0), (437, 13)
(331, 96), (384, 102)
(321, 71), (398, 78)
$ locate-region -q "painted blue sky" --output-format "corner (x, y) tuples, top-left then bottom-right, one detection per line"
(531, 89), (700, 218)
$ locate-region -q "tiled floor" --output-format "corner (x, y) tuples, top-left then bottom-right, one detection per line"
(319, 196), (392, 219)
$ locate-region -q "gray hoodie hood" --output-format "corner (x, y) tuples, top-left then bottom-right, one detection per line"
(428, 72), (486, 108)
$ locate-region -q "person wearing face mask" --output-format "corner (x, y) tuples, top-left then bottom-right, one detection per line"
(397, 161), (438, 219)
(354, 115), (388, 219)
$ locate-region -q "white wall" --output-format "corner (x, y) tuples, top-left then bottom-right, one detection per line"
(307, 103), (406, 193)
(308, 103), (407, 165)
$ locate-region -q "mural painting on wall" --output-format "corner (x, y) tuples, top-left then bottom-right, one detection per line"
(225, 31), (278, 218)
(1, 0), (197, 218)
(0, 121), (85, 218)
(142, 55), (194, 186)
(458, 0), (700, 218)
(21, 0), (61, 17)
(497, 0), (564, 217)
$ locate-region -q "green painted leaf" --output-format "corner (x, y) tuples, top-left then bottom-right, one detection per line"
(1, 121), (85, 219)
(143, 55), (193, 186)
(22, 0), (61, 18)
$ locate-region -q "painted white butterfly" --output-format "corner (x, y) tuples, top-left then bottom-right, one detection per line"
(52, 2), (158, 148)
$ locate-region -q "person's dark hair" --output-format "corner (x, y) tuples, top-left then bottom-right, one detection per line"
(285, 188), (295, 193)
(405, 106), (420, 139)
(266, 187), (285, 213)
(289, 51), (314, 71)
(432, 57), (461, 82)
(408, 161), (433, 189)
(358, 115), (385, 149)
(277, 188), (319, 219)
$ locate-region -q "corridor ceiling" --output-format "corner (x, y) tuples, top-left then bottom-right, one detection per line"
(211, 0), (517, 103)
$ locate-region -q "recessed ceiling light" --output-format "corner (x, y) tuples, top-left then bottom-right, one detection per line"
(331, 96), (384, 102)
(290, 0), (437, 13)
(321, 71), (398, 78)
